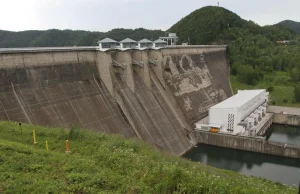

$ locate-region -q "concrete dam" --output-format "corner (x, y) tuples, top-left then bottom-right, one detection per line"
(0, 46), (232, 155)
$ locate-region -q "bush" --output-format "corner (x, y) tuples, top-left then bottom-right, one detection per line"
(267, 86), (274, 92)
(67, 125), (82, 140)
(59, 125), (82, 140)
(294, 85), (300, 103)
(282, 98), (288, 103)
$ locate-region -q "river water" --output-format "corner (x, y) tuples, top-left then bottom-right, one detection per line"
(185, 125), (300, 186)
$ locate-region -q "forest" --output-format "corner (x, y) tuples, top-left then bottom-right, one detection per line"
(277, 20), (300, 34)
(0, 28), (164, 48)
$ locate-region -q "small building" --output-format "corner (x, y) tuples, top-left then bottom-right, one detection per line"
(98, 38), (118, 50)
(159, 33), (178, 45)
(153, 39), (167, 48)
(120, 38), (138, 49)
(138, 39), (153, 49)
(208, 89), (269, 135)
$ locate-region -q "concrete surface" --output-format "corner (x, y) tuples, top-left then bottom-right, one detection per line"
(268, 106), (300, 115)
(0, 46), (231, 155)
(256, 113), (274, 136)
(162, 48), (232, 124)
(196, 130), (300, 159)
(268, 106), (300, 126)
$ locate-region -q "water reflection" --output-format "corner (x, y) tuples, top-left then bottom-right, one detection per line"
(268, 125), (300, 146)
(185, 144), (300, 185)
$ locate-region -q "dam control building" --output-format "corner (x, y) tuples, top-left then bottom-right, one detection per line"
(197, 89), (270, 136)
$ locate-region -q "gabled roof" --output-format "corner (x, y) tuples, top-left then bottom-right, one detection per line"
(120, 38), (137, 43)
(138, 39), (153, 43)
(154, 39), (167, 43)
(98, 38), (117, 43)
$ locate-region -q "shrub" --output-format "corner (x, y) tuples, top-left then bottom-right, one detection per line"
(282, 98), (288, 103)
(267, 86), (274, 92)
(294, 85), (300, 103)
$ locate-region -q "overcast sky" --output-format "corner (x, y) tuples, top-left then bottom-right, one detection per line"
(0, 0), (299, 32)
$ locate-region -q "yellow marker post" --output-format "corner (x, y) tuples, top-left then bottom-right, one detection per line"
(45, 141), (49, 151)
(33, 130), (38, 144)
(65, 140), (71, 153)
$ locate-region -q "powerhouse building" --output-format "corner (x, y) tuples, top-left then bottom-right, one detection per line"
(208, 89), (268, 135)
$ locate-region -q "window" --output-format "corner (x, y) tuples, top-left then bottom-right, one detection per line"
(102, 43), (110, 48)
(228, 114), (234, 132)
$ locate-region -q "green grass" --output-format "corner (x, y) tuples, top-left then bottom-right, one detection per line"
(0, 121), (297, 193)
(230, 72), (300, 107)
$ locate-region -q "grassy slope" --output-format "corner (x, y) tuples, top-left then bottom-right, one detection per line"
(231, 71), (300, 107)
(0, 122), (297, 193)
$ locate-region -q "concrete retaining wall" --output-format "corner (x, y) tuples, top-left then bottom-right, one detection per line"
(196, 131), (300, 159)
(267, 105), (300, 126)
(273, 114), (300, 126)
(0, 46), (231, 155)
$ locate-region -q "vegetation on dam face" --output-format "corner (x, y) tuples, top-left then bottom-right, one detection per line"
(0, 121), (297, 194)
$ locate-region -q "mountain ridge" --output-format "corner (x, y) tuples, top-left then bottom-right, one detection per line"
(276, 20), (300, 34)
(0, 28), (164, 48)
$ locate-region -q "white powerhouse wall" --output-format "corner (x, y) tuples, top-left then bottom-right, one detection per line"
(209, 108), (238, 132)
(209, 90), (268, 133)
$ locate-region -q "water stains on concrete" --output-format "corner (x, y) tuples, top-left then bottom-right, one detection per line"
(0, 46), (231, 155)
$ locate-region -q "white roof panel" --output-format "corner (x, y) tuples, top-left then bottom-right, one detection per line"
(138, 38), (153, 43)
(120, 38), (137, 43)
(154, 39), (167, 43)
(210, 89), (266, 109)
(98, 38), (117, 43)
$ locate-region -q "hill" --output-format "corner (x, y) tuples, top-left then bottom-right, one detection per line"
(0, 28), (164, 48)
(0, 121), (297, 193)
(277, 20), (300, 34)
(169, 6), (300, 106)
(168, 6), (295, 45)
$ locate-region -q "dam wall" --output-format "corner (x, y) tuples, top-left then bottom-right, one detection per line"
(0, 46), (231, 155)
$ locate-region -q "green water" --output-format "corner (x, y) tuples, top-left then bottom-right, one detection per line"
(268, 124), (300, 146)
(185, 125), (300, 186)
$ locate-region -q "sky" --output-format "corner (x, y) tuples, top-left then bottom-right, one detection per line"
(0, 0), (299, 32)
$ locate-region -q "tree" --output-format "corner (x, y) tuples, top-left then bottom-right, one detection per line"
(294, 85), (300, 102)
(237, 65), (257, 85)
(290, 67), (300, 82)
